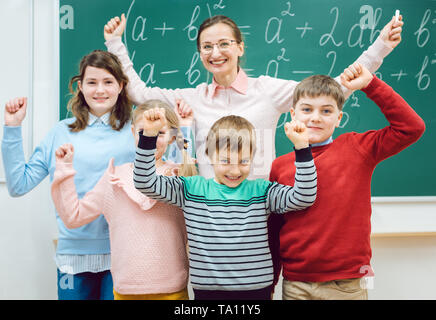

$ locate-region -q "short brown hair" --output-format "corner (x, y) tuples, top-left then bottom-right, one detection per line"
(293, 75), (345, 110)
(205, 115), (256, 159)
(67, 50), (132, 132)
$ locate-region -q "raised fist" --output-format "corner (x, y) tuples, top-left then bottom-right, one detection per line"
(4, 97), (27, 126)
(142, 107), (167, 137)
(104, 13), (127, 41)
(55, 143), (74, 164)
(284, 119), (309, 150)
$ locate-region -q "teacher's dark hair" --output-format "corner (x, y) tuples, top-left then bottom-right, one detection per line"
(197, 15), (243, 51)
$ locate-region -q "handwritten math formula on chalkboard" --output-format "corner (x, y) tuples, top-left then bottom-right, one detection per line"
(68, 0), (435, 129)
(59, 0), (435, 196)
(59, 1), (434, 88)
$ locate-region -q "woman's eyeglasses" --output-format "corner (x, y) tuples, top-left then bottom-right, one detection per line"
(199, 39), (238, 54)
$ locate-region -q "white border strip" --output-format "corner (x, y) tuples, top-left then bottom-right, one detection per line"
(54, 0), (59, 122)
(28, 0), (34, 154)
(371, 196), (436, 203)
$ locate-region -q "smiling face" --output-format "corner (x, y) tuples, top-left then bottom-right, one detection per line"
(212, 147), (252, 188)
(206, 115), (256, 188)
(78, 66), (123, 117)
(198, 23), (244, 83)
(291, 95), (343, 144)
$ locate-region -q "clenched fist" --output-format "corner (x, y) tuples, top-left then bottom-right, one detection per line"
(143, 107), (167, 137)
(55, 143), (74, 164)
(340, 62), (373, 91)
(284, 119), (309, 150)
(4, 97), (27, 126)
(104, 13), (127, 41)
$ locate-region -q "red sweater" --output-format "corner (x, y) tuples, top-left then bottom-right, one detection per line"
(269, 76), (425, 283)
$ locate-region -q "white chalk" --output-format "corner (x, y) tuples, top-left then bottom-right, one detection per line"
(395, 10), (400, 22)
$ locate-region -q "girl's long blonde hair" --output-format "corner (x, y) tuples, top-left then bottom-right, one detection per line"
(133, 100), (197, 177)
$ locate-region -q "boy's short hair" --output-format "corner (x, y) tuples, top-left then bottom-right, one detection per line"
(293, 75), (345, 110)
(205, 115), (256, 158)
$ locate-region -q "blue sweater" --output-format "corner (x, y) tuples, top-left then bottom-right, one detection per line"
(1, 118), (135, 254)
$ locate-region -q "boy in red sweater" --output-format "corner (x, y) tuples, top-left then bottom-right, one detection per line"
(269, 62), (425, 299)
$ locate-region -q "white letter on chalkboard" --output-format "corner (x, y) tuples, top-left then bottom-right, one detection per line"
(184, 6), (200, 41)
(414, 9), (431, 48)
(281, 2), (295, 17)
(415, 55), (430, 91)
(266, 60), (279, 78)
(139, 63), (156, 85)
(348, 23), (364, 48)
(213, 0), (226, 10)
(59, 5), (74, 30)
(326, 50), (337, 76)
(185, 52), (201, 85)
(359, 5), (374, 30)
(132, 16), (148, 41)
(265, 17), (284, 44)
(368, 8), (383, 43)
(319, 7), (343, 47)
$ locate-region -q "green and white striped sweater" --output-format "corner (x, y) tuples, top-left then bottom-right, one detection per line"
(134, 134), (317, 291)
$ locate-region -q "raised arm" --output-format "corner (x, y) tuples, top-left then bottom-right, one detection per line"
(103, 14), (188, 107)
(103, 14), (126, 42)
(104, 14), (149, 106)
(267, 149), (317, 214)
(2, 97), (49, 197)
(341, 63), (425, 163)
(133, 108), (185, 207)
(255, 13), (405, 114)
(267, 120), (317, 214)
(339, 14), (404, 98)
(51, 144), (106, 229)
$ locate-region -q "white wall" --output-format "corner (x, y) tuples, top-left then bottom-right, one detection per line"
(0, 0), (435, 300)
(369, 235), (436, 300)
(0, 0), (59, 299)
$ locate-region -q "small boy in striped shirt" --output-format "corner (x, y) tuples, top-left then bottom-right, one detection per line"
(133, 109), (317, 300)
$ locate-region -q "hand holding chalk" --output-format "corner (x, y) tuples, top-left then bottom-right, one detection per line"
(379, 10), (404, 49)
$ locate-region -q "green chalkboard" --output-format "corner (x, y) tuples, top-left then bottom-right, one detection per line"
(59, 0), (435, 197)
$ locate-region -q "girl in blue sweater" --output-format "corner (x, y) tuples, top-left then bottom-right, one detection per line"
(3, 50), (138, 299)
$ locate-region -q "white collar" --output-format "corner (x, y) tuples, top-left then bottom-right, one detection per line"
(88, 112), (110, 126)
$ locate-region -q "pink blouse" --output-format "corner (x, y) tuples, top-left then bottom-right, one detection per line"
(51, 159), (189, 295)
(106, 36), (392, 180)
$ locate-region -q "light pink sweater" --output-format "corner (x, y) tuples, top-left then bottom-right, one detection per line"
(51, 159), (189, 295)
(106, 36), (392, 180)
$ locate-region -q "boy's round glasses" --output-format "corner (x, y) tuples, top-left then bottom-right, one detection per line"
(199, 39), (238, 54)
